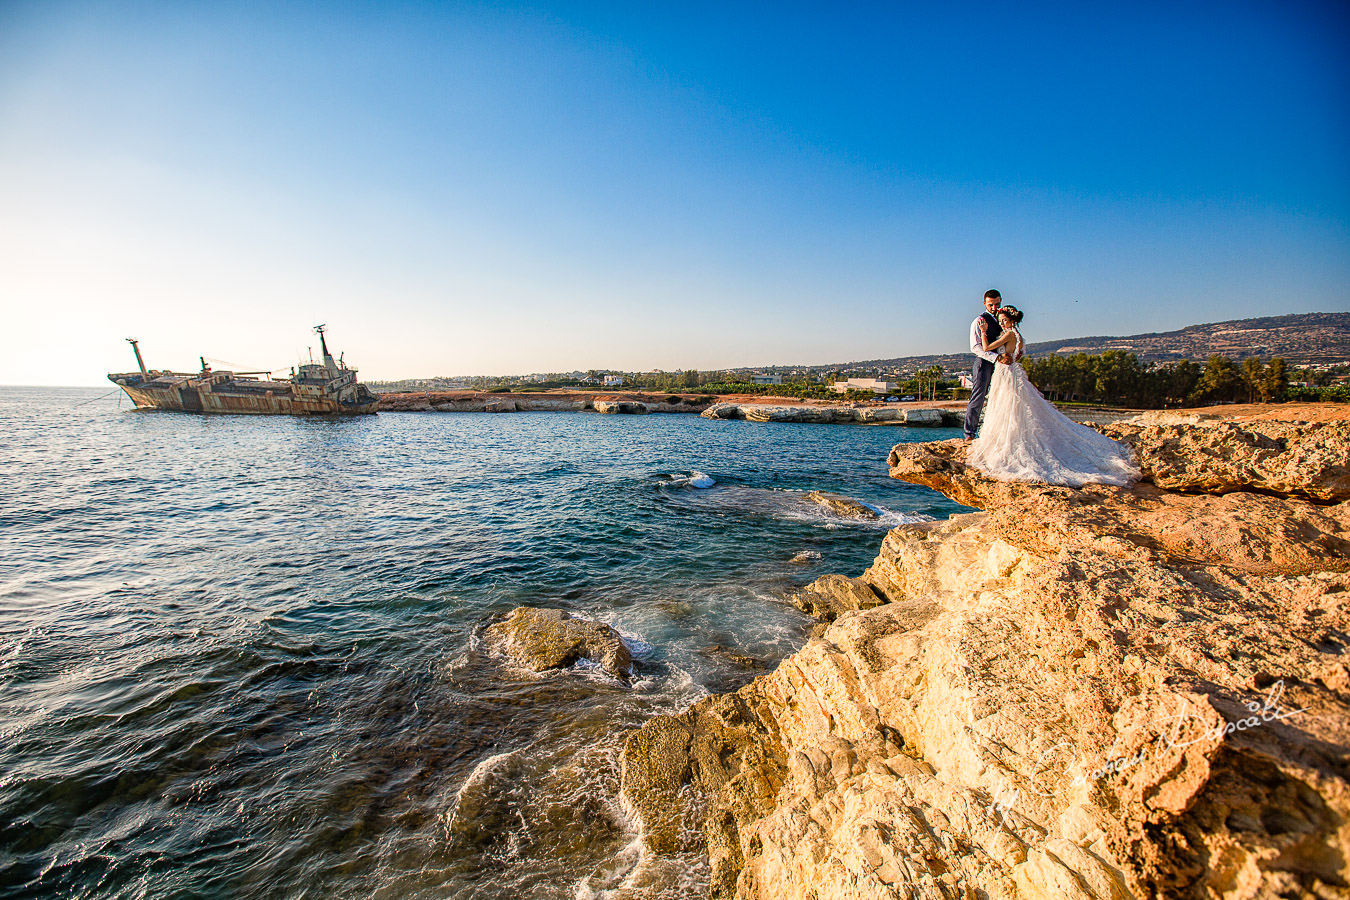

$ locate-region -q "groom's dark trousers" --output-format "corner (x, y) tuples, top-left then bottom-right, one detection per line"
(964, 357), (995, 439)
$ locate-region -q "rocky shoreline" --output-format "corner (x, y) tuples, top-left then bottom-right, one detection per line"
(618, 414), (1350, 898)
(701, 403), (960, 426)
(374, 390), (969, 425)
(373, 389), (714, 414)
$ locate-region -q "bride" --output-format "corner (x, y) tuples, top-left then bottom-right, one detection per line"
(967, 305), (1141, 487)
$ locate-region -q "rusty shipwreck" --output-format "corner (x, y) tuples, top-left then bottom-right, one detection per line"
(108, 326), (379, 416)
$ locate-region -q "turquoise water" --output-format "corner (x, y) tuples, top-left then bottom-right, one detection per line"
(0, 387), (965, 899)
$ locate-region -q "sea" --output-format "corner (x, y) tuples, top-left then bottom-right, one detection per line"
(0, 386), (967, 899)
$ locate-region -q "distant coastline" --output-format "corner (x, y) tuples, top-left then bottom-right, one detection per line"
(372, 389), (969, 426)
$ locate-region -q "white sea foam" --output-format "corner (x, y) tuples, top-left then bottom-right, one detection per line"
(573, 786), (711, 900)
(616, 630), (654, 660)
(873, 507), (936, 528)
(687, 471), (715, 488)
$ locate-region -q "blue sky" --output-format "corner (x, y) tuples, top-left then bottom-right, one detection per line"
(2, 0), (1347, 384)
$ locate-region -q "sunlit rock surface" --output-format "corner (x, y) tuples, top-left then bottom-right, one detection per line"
(621, 418), (1350, 899)
(1102, 419), (1350, 501)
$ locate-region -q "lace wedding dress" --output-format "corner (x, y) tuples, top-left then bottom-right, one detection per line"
(967, 329), (1141, 487)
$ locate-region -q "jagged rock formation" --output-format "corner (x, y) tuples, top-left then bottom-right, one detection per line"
(487, 607), (633, 678)
(1101, 419), (1350, 502)
(594, 399), (650, 414)
(620, 418), (1350, 899)
(789, 573), (885, 622)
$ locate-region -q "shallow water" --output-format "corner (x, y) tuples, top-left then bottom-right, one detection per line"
(0, 387), (964, 898)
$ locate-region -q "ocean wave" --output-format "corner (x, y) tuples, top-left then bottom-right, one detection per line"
(660, 470), (716, 489)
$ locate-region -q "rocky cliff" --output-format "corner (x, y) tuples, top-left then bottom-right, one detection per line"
(621, 417), (1350, 899)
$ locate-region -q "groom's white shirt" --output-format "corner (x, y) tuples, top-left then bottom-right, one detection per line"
(970, 316), (1000, 364)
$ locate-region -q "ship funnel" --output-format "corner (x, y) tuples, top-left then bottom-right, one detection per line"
(127, 338), (148, 376)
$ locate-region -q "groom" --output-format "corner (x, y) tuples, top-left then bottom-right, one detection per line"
(964, 289), (1005, 440)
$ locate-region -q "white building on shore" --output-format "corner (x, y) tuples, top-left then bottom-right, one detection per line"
(832, 378), (897, 394)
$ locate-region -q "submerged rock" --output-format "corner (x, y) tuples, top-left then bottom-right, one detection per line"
(622, 417), (1350, 899)
(803, 490), (878, 520)
(620, 691), (789, 897)
(487, 607), (632, 678)
(700, 644), (765, 670)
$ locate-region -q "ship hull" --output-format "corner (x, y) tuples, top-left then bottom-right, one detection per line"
(113, 381), (378, 416)
(109, 329), (378, 416)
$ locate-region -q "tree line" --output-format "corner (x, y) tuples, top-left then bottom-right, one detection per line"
(1022, 351), (1345, 407)
(386, 354), (1348, 407)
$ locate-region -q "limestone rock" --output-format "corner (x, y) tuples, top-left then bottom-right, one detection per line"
(594, 399), (650, 415)
(743, 406), (839, 424)
(902, 408), (946, 426)
(803, 490), (879, 520)
(623, 418), (1350, 899)
(1103, 419), (1350, 501)
(487, 607), (632, 677)
(888, 440), (1350, 577)
(856, 407), (905, 423)
(792, 573), (884, 621)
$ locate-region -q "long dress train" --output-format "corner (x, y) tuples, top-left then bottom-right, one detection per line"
(967, 329), (1141, 487)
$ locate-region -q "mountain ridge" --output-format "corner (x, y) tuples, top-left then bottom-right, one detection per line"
(771, 311), (1350, 375)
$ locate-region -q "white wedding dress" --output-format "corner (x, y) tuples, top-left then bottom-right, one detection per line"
(967, 328), (1141, 487)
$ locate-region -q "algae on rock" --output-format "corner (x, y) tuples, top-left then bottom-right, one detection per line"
(488, 606), (633, 678)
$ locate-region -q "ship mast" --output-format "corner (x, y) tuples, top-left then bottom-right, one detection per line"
(127, 338), (148, 376)
(314, 324), (337, 372)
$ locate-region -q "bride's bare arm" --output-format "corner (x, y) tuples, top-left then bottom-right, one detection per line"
(982, 330), (1016, 353)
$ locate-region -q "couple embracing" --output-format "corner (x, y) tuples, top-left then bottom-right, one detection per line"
(962, 289), (1139, 488)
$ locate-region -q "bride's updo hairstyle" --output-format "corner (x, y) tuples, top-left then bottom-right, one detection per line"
(997, 305), (1024, 324)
